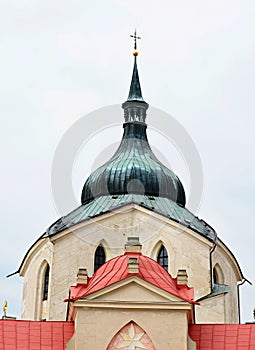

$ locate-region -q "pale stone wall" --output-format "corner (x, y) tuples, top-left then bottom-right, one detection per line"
(66, 277), (193, 349)
(48, 206), (213, 320)
(20, 205), (242, 323)
(195, 238), (242, 323)
(20, 238), (53, 320)
(69, 307), (189, 350)
(196, 295), (226, 323)
(212, 240), (241, 323)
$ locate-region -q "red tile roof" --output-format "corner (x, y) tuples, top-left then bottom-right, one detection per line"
(69, 252), (195, 303)
(189, 324), (255, 350)
(0, 320), (74, 350)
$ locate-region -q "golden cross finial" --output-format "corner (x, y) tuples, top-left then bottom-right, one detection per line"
(130, 29), (141, 51)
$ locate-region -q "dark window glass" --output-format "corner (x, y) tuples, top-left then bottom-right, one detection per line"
(94, 245), (106, 272)
(213, 267), (219, 284)
(43, 265), (50, 301)
(157, 245), (168, 270)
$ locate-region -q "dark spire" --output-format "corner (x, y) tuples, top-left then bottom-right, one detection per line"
(122, 30), (149, 123)
(127, 55), (144, 102)
(127, 30), (144, 102)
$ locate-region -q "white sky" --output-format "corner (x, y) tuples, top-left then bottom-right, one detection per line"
(0, 0), (255, 322)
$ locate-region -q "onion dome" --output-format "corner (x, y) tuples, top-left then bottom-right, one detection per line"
(81, 50), (186, 207)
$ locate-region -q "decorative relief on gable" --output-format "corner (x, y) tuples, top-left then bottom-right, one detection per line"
(107, 321), (156, 350)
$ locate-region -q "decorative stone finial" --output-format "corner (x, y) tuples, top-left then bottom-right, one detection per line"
(125, 237), (142, 253)
(77, 268), (88, 285)
(177, 269), (188, 285)
(128, 257), (139, 273)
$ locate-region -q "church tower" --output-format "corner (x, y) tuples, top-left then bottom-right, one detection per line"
(18, 33), (243, 332)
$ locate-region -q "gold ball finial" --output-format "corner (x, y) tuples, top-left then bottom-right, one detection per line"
(133, 50), (139, 56)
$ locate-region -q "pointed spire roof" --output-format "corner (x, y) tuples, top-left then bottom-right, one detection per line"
(126, 30), (146, 103)
(127, 55), (145, 102)
(122, 31), (149, 123)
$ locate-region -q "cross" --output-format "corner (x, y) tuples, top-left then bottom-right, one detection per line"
(130, 29), (141, 50)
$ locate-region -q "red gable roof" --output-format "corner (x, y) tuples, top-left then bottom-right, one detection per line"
(69, 252), (195, 303)
(189, 324), (255, 350)
(0, 320), (74, 350)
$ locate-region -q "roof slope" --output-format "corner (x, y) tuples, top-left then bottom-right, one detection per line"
(69, 252), (195, 303)
(0, 320), (74, 350)
(189, 324), (255, 350)
(47, 194), (216, 242)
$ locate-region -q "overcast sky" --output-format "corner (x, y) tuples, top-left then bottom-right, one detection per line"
(1, 0), (255, 322)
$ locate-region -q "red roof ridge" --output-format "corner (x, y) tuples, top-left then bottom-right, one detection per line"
(67, 252), (196, 304)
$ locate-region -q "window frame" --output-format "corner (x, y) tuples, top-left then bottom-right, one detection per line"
(94, 245), (106, 272)
(42, 265), (50, 301)
(157, 245), (168, 271)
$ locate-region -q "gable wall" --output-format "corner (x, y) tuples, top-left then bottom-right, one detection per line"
(71, 307), (189, 350)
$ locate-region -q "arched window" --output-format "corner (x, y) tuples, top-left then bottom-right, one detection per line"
(94, 245), (106, 272)
(213, 264), (224, 285)
(42, 265), (50, 301)
(157, 245), (168, 270)
(213, 267), (218, 284)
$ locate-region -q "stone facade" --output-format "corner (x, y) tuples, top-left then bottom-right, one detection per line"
(66, 277), (196, 350)
(20, 204), (242, 324)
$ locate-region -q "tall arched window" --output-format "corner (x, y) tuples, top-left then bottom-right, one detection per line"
(157, 245), (168, 270)
(213, 267), (218, 284)
(94, 245), (106, 272)
(43, 265), (50, 301)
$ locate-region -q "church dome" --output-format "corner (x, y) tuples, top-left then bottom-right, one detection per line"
(81, 51), (186, 207)
(81, 122), (186, 206)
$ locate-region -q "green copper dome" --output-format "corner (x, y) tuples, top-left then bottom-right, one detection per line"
(81, 54), (186, 207)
